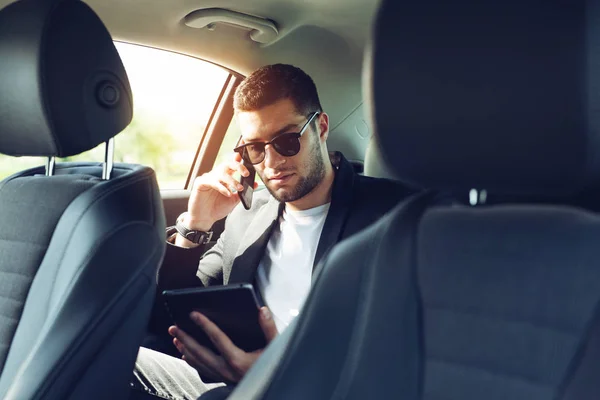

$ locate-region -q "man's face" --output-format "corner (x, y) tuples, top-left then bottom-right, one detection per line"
(236, 98), (326, 203)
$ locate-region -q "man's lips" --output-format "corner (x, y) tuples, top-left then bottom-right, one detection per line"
(268, 173), (294, 184)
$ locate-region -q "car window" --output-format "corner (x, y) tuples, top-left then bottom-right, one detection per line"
(0, 42), (230, 190)
(215, 115), (265, 187)
(214, 115), (242, 167)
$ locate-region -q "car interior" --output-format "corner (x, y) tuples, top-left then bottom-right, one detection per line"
(227, 1), (600, 398)
(2, 0), (600, 399)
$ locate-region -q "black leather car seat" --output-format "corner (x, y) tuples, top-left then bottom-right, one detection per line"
(226, 0), (600, 399)
(0, 0), (166, 399)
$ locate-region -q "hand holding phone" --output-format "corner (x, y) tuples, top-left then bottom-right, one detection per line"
(183, 148), (256, 236)
(238, 160), (255, 210)
(234, 136), (256, 210)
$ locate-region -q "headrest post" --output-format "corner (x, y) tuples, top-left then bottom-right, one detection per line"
(102, 138), (114, 180)
(45, 157), (55, 176)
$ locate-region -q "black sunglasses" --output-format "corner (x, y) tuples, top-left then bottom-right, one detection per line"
(234, 112), (320, 165)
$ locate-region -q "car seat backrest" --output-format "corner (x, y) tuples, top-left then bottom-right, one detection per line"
(0, 0), (166, 399)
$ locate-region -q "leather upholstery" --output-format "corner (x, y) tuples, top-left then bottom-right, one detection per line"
(231, 192), (600, 400)
(227, 1), (600, 399)
(0, 164), (166, 400)
(366, 0), (600, 197)
(0, 0), (132, 157)
(363, 137), (397, 180)
(0, 1), (165, 398)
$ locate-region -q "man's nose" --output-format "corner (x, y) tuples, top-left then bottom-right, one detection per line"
(263, 144), (285, 169)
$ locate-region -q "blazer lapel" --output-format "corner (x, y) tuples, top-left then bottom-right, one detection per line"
(312, 152), (356, 274)
(227, 196), (283, 284)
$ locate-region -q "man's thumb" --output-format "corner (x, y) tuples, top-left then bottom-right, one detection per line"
(259, 307), (278, 343)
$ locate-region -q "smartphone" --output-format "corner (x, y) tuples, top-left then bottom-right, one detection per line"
(162, 283), (267, 354)
(239, 160), (255, 210)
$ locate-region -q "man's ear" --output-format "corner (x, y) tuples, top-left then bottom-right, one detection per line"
(318, 112), (330, 141)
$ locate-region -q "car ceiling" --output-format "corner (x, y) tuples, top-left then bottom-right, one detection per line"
(0, 0), (381, 161)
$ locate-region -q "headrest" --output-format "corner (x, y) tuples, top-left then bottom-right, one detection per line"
(364, 138), (398, 180)
(366, 0), (600, 197)
(0, 0), (132, 157)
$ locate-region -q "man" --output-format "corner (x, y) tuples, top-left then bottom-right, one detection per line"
(131, 64), (415, 400)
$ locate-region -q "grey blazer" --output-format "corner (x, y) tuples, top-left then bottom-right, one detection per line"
(198, 189), (283, 286)
(157, 152), (416, 290)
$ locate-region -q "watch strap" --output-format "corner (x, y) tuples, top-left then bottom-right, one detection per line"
(175, 213), (213, 245)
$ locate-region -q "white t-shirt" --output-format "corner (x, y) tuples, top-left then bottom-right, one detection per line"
(255, 202), (331, 332)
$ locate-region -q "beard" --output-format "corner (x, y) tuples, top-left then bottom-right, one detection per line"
(261, 135), (326, 204)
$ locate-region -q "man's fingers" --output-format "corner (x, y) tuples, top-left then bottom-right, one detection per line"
(198, 177), (239, 198)
(232, 151), (243, 163)
(219, 176), (244, 194)
(226, 159), (249, 177)
(173, 327), (238, 382)
(193, 173), (241, 197)
(258, 307), (278, 343)
(214, 180), (237, 198)
(173, 337), (183, 354)
(190, 312), (245, 365)
(168, 325), (177, 337)
(181, 351), (222, 382)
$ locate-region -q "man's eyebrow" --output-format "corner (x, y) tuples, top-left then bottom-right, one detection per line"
(245, 123), (300, 143)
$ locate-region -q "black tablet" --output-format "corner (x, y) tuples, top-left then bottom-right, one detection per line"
(162, 283), (267, 354)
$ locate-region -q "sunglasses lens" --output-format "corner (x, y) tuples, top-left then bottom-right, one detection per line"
(273, 133), (300, 157)
(245, 143), (266, 164)
(237, 133), (301, 164)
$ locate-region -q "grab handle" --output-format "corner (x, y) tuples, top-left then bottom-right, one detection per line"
(184, 8), (278, 44)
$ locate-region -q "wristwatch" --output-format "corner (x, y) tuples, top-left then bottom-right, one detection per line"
(175, 212), (213, 245)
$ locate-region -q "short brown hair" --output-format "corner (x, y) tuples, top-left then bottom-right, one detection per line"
(234, 64), (323, 116)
